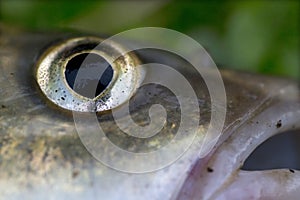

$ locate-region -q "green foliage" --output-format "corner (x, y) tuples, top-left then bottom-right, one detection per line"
(1, 1), (299, 79)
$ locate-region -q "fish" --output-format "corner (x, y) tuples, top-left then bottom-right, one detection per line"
(0, 25), (299, 200)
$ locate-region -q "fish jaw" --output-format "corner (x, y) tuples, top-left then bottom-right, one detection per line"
(177, 84), (300, 199)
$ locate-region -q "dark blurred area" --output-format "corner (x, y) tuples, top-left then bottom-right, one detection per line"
(243, 130), (300, 171)
(0, 0), (299, 79)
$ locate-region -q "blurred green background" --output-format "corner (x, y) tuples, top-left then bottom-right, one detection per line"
(1, 0), (299, 79)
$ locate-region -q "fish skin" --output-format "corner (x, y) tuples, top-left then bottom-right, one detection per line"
(0, 26), (299, 199)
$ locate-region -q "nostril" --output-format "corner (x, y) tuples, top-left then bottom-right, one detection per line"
(242, 129), (300, 171)
(65, 53), (114, 99)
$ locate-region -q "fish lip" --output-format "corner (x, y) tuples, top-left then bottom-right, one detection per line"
(176, 86), (300, 199)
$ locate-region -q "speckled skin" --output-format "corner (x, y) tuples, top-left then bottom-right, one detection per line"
(0, 26), (299, 199)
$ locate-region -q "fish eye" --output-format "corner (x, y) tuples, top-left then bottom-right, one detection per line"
(35, 37), (143, 112)
(64, 52), (114, 99)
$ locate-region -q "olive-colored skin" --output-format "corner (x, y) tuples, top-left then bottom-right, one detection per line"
(0, 25), (299, 199)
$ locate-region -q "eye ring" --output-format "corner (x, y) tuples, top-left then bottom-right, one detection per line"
(35, 37), (143, 112)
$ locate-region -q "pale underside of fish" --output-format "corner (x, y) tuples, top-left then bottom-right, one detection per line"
(0, 26), (299, 200)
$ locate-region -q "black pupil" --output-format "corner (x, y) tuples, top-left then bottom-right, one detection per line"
(65, 53), (113, 98)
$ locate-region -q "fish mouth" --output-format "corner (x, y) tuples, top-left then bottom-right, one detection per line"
(177, 94), (300, 199)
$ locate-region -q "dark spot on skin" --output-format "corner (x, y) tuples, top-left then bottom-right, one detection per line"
(61, 97), (65, 101)
(1, 105), (6, 108)
(26, 149), (32, 154)
(207, 167), (214, 173)
(72, 170), (80, 178)
(289, 169), (295, 173)
(55, 90), (58, 93)
(10, 73), (14, 76)
(256, 121), (259, 124)
(42, 151), (49, 162)
(276, 120), (282, 128)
